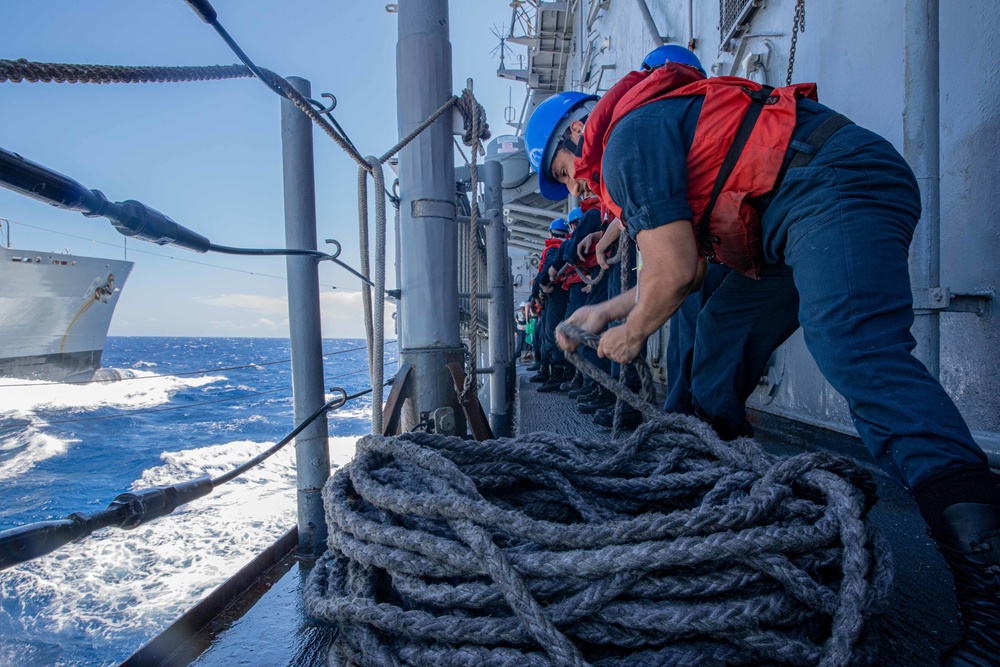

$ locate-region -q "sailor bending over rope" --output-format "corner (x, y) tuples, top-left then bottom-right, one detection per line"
(527, 45), (1000, 667)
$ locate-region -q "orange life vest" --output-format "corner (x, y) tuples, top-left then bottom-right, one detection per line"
(574, 65), (818, 278)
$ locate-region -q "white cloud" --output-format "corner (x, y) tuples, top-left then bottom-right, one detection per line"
(192, 291), (394, 339)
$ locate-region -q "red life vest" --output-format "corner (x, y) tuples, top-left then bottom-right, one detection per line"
(538, 236), (563, 272)
(574, 65), (818, 279)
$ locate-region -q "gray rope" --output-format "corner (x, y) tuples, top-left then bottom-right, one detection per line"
(303, 416), (893, 666)
(556, 321), (658, 424)
(358, 168), (376, 390)
(0, 59), (371, 168)
(612, 234), (633, 437)
(0, 58), (253, 84)
(363, 157), (388, 434)
(569, 238), (624, 287)
(463, 90), (484, 399)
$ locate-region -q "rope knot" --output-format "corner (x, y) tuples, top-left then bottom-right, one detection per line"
(457, 88), (491, 148)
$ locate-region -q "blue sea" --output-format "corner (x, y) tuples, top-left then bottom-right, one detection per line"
(0, 337), (397, 667)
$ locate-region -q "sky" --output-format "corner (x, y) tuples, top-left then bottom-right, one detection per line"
(0, 1), (522, 338)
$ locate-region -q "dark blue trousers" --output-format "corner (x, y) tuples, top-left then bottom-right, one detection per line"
(664, 263), (732, 417)
(540, 287), (570, 365)
(689, 125), (985, 487)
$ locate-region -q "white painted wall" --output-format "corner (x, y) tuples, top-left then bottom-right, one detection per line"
(561, 0), (1000, 447)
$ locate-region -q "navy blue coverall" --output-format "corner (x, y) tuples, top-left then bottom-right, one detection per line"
(602, 96), (987, 488)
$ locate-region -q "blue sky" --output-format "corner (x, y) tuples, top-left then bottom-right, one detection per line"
(0, 1), (520, 338)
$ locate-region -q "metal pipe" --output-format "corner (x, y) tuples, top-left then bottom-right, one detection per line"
(503, 203), (565, 219)
(482, 161), (514, 436)
(396, 0), (465, 433)
(635, 0), (665, 47)
(904, 0), (941, 377)
(688, 0), (694, 47)
(279, 76), (330, 556)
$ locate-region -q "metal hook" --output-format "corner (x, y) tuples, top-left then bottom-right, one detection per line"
(310, 93), (338, 114)
(326, 387), (349, 410)
(323, 238), (343, 260)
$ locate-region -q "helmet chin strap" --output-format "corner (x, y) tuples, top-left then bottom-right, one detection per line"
(562, 135), (585, 157)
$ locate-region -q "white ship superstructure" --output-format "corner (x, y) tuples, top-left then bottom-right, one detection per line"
(0, 246), (132, 381)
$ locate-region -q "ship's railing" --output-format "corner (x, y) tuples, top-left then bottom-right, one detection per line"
(0, 0), (505, 567)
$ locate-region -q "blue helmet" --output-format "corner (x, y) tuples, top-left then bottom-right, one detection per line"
(524, 91), (599, 201)
(641, 45), (707, 77)
(567, 207), (583, 225)
(549, 217), (569, 236)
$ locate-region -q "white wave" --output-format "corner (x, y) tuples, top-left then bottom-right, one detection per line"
(0, 427), (75, 482)
(0, 372), (226, 481)
(0, 435), (362, 666)
(0, 372), (224, 415)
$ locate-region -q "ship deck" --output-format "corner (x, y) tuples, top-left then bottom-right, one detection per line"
(162, 362), (960, 667)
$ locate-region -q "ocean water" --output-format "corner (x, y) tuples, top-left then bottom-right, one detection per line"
(0, 337), (397, 667)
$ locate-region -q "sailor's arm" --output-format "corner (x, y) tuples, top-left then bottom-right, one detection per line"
(597, 221), (702, 362)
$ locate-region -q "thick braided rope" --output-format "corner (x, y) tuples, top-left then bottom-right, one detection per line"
(570, 237), (625, 287)
(556, 322), (658, 424)
(611, 234), (633, 437)
(304, 416), (893, 666)
(0, 58), (252, 84)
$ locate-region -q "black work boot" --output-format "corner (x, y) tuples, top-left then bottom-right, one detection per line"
(593, 403), (643, 430)
(934, 503), (1000, 666)
(575, 385), (599, 404)
(559, 370), (583, 393)
(538, 364), (569, 393)
(578, 388), (615, 414)
(915, 467), (1000, 667)
(529, 363), (550, 383)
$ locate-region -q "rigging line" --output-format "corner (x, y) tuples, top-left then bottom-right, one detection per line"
(4, 218), (359, 291)
(0, 341), (396, 389)
(0, 379), (392, 572)
(211, 381), (389, 487)
(16, 360), (399, 428)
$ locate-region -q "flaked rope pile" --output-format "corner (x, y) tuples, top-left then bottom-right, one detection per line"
(304, 414), (893, 666)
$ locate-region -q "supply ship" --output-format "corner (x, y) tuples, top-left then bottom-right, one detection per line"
(0, 237), (131, 382)
(0, 1), (997, 666)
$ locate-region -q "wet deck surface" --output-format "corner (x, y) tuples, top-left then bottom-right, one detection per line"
(191, 362), (959, 666)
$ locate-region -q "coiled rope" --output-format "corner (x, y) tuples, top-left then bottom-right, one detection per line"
(304, 412), (893, 666)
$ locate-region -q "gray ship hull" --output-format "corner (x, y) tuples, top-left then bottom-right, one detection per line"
(0, 246), (132, 382)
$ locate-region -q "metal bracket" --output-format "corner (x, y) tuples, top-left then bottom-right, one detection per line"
(411, 198), (456, 219)
(380, 362), (413, 436)
(912, 288), (992, 315)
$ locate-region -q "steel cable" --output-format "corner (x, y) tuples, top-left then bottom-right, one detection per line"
(303, 414), (893, 666)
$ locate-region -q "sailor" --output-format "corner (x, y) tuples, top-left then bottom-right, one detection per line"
(528, 217), (570, 385)
(514, 302), (527, 361)
(526, 53), (1000, 666)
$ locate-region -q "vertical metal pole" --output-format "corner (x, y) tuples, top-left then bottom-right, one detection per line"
(904, 0), (941, 377)
(482, 160), (513, 436)
(396, 0), (464, 432)
(635, 0), (665, 47)
(280, 76), (330, 555)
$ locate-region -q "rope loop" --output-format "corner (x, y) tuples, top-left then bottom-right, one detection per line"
(304, 417), (893, 666)
(456, 87), (491, 149)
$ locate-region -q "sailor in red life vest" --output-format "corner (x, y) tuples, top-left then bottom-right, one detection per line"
(525, 51), (1000, 666)
(528, 218), (571, 386)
